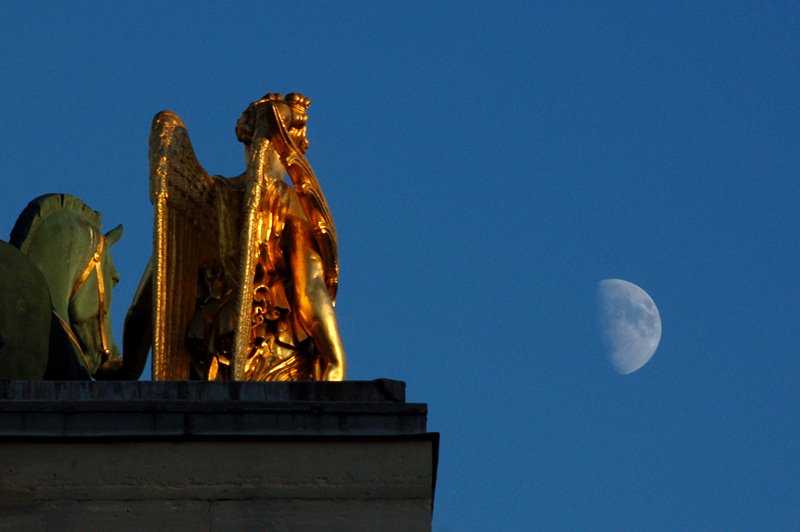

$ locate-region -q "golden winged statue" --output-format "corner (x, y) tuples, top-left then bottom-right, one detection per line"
(123, 93), (346, 381)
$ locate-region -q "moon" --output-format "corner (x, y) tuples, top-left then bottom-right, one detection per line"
(597, 279), (662, 374)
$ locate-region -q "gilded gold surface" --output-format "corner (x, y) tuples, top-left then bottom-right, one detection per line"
(69, 234), (111, 359)
(145, 93), (345, 381)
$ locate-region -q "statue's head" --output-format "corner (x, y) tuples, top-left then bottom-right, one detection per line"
(236, 92), (311, 153)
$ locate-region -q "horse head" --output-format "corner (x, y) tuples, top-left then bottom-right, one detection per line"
(10, 194), (123, 378)
(68, 224), (123, 375)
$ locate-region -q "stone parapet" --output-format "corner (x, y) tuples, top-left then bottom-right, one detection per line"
(0, 380), (437, 531)
(0, 380), (426, 438)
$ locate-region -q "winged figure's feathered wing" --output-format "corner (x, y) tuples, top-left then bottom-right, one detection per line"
(123, 96), (342, 381)
(149, 111), (218, 380)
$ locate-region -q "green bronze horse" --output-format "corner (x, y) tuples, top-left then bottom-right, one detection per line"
(0, 194), (131, 379)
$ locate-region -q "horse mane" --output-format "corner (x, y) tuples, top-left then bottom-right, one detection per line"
(9, 193), (102, 251)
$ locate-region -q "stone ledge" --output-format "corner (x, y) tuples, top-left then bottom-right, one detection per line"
(0, 379), (406, 402)
(0, 437), (438, 531)
(0, 380), (428, 438)
(0, 380), (438, 529)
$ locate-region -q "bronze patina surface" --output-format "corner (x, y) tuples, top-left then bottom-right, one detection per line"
(0, 241), (51, 379)
(1, 194), (127, 379)
(125, 93), (346, 382)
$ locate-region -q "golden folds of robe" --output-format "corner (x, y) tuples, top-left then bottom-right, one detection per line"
(186, 176), (315, 381)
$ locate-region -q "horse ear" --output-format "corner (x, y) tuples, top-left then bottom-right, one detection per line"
(105, 224), (123, 245)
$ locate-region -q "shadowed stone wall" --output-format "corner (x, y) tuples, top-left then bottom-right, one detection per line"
(0, 380), (438, 531)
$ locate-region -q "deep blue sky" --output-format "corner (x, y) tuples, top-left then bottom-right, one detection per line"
(1, 2), (798, 529)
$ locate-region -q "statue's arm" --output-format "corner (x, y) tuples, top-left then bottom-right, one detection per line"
(285, 207), (346, 381)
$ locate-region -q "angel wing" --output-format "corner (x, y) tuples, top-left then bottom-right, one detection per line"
(124, 99), (342, 382)
(149, 111), (219, 380)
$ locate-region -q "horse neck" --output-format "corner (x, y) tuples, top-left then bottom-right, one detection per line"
(22, 217), (94, 320)
(40, 263), (78, 320)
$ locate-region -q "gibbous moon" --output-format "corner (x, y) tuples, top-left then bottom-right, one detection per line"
(597, 279), (662, 375)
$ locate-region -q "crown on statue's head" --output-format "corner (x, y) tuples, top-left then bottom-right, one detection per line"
(236, 92), (311, 153)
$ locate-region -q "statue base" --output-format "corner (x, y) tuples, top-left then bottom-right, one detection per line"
(0, 380), (437, 530)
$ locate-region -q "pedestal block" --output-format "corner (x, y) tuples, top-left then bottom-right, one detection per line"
(0, 380), (438, 531)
